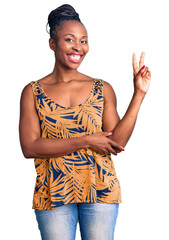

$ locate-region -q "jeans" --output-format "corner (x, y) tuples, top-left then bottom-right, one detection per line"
(34, 202), (119, 240)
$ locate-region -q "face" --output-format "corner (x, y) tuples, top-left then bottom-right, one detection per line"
(49, 20), (89, 69)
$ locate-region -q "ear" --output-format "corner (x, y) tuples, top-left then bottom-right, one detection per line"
(49, 38), (56, 51)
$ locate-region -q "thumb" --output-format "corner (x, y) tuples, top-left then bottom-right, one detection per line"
(105, 130), (113, 136)
(139, 65), (146, 76)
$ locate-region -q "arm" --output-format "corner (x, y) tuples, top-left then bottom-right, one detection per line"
(19, 84), (89, 159)
(102, 86), (145, 148)
(102, 52), (151, 148)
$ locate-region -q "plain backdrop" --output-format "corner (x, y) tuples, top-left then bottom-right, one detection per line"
(1, 0), (169, 239)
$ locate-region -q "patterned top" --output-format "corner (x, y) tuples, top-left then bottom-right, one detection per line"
(29, 78), (122, 211)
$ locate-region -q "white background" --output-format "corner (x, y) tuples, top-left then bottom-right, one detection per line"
(1, 0), (169, 239)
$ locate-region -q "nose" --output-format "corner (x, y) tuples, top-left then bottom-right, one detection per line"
(72, 41), (82, 52)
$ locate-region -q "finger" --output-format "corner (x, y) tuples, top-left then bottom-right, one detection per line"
(132, 52), (139, 75)
(146, 70), (151, 79)
(101, 151), (107, 155)
(141, 67), (150, 77)
(145, 68), (150, 75)
(106, 145), (118, 155)
(139, 52), (145, 69)
(113, 147), (121, 153)
(140, 66), (148, 76)
(111, 150), (117, 156)
(105, 131), (113, 136)
(107, 148), (118, 155)
(105, 148), (111, 154)
(98, 150), (106, 155)
(103, 148), (117, 155)
(144, 71), (151, 80)
(110, 141), (124, 151)
(106, 147), (119, 155)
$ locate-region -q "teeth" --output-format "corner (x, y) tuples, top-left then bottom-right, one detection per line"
(68, 54), (81, 60)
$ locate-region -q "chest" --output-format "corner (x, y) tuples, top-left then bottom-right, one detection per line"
(31, 78), (104, 137)
(40, 80), (95, 108)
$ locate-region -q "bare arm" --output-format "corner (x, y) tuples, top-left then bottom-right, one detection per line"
(103, 87), (145, 148)
(102, 52), (151, 149)
(19, 84), (89, 159)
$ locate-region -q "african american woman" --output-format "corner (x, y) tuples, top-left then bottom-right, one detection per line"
(19, 3), (151, 240)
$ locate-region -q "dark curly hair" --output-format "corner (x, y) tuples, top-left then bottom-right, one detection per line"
(46, 4), (84, 40)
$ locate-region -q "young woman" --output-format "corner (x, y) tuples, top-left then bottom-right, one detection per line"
(19, 4), (151, 240)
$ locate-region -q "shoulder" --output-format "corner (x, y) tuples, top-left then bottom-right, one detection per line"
(21, 76), (46, 97)
(21, 81), (36, 96)
(20, 81), (38, 107)
(20, 82), (33, 98)
(102, 79), (117, 104)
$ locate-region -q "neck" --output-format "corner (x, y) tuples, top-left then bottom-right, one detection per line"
(50, 60), (81, 83)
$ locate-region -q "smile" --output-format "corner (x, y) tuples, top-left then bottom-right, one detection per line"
(67, 54), (83, 63)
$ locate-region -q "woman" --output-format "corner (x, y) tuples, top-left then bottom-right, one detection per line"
(19, 3), (151, 240)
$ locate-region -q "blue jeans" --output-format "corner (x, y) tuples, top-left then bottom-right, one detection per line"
(34, 202), (119, 240)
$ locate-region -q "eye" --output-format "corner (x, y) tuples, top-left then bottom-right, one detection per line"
(65, 38), (73, 42)
(65, 38), (88, 44)
(81, 40), (88, 44)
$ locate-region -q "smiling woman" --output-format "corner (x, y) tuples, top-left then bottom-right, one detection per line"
(19, 3), (151, 240)
(46, 5), (89, 68)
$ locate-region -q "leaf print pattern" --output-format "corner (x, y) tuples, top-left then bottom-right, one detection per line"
(29, 78), (122, 211)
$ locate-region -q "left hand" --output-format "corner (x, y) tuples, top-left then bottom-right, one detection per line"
(132, 52), (151, 95)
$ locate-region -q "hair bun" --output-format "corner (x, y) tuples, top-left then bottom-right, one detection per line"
(46, 4), (82, 39)
(48, 4), (79, 26)
(58, 5), (79, 17)
(61, 9), (79, 17)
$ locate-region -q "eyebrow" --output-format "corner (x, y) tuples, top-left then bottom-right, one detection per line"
(63, 34), (88, 38)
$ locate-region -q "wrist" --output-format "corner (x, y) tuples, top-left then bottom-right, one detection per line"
(133, 89), (146, 98)
(83, 135), (91, 148)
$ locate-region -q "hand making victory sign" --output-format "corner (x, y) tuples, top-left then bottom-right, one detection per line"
(102, 51), (152, 153)
(132, 51), (151, 94)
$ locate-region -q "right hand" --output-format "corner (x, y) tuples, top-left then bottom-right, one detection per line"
(86, 131), (124, 156)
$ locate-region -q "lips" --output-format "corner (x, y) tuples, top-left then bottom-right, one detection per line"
(67, 53), (83, 63)
(67, 52), (83, 56)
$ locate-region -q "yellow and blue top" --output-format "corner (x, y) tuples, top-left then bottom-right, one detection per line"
(29, 78), (122, 211)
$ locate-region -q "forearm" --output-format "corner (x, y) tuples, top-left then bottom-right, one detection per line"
(109, 91), (145, 147)
(26, 135), (89, 159)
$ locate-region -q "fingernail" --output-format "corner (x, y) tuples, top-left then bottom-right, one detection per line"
(142, 65), (145, 70)
(141, 72), (145, 76)
(109, 131), (113, 133)
(122, 149), (125, 151)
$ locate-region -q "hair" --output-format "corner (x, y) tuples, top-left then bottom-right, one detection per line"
(46, 4), (83, 40)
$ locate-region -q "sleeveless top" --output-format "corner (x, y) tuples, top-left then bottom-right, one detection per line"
(29, 78), (122, 211)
